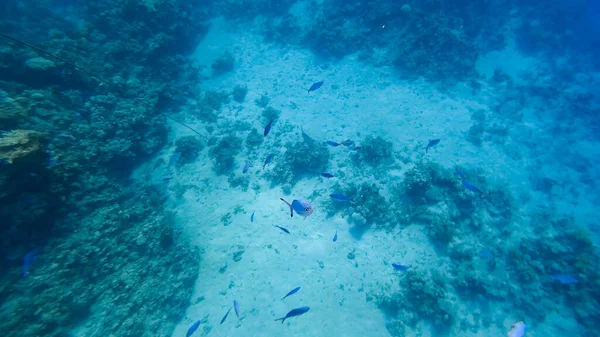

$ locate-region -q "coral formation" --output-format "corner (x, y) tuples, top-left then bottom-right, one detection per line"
(211, 52), (235, 76)
(231, 84), (248, 103)
(266, 141), (329, 186)
(174, 135), (204, 165)
(208, 134), (243, 175)
(0, 129), (44, 164)
(261, 106), (280, 122)
(351, 135), (393, 166)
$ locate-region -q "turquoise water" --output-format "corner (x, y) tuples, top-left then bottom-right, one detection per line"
(1, 1), (599, 336)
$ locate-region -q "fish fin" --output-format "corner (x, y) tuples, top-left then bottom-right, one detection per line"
(280, 198), (293, 217)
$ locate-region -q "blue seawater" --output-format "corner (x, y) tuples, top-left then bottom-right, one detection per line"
(0, 1), (598, 337)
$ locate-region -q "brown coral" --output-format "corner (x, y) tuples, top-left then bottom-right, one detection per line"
(0, 129), (44, 164)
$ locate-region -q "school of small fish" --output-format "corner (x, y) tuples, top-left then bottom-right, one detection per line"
(179, 81), (543, 335)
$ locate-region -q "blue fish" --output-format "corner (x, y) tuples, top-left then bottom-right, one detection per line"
(327, 141), (340, 147)
(425, 139), (440, 153)
(552, 274), (578, 284)
(307, 81), (323, 93)
(47, 159), (57, 167)
(220, 308), (231, 325)
(301, 127), (316, 147)
(275, 306), (310, 323)
(462, 180), (483, 194)
(22, 248), (39, 277)
(341, 140), (354, 147)
(280, 198), (314, 218)
(333, 231), (338, 242)
(320, 173), (334, 178)
(233, 300), (240, 319)
(480, 250), (492, 258)
(186, 320), (200, 337)
(392, 263), (410, 271)
(243, 160), (249, 173)
(169, 152), (182, 166)
(263, 154), (274, 169)
(275, 225), (290, 234)
(282, 286), (301, 300)
(161, 177), (173, 181)
(330, 193), (351, 201)
(456, 169), (465, 180)
(250, 211), (255, 223)
(264, 119), (274, 137)
(352, 146), (363, 151)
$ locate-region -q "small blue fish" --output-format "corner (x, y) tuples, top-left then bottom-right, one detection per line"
(462, 180), (483, 194)
(327, 141), (340, 147)
(507, 321), (526, 337)
(341, 140), (354, 147)
(425, 139), (440, 153)
(280, 198), (314, 218)
(161, 177), (173, 181)
(330, 194), (351, 201)
(233, 300), (241, 320)
(352, 146), (363, 151)
(552, 274), (578, 284)
(47, 159), (57, 167)
(55, 133), (76, 141)
(220, 308), (231, 325)
(320, 173), (334, 178)
(263, 154), (274, 169)
(480, 250), (492, 258)
(243, 160), (249, 173)
(186, 320), (200, 337)
(456, 169), (465, 180)
(333, 231), (338, 242)
(275, 306), (310, 323)
(169, 152), (182, 166)
(264, 119), (274, 137)
(307, 81), (323, 93)
(282, 286), (301, 300)
(22, 248), (39, 277)
(392, 263), (410, 271)
(275, 225), (290, 234)
(301, 127), (316, 147)
(250, 211), (255, 223)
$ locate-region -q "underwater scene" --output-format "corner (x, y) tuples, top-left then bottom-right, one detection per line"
(1, 0), (599, 336)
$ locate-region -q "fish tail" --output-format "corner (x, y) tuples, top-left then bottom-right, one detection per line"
(274, 317), (286, 324)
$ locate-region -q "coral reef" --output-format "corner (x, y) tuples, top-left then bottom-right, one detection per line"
(0, 129), (44, 164)
(174, 135), (204, 165)
(351, 135), (393, 166)
(211, 52), (235, 76)
(254, 94), (270, 108)
(261, 106), (280, 122)
(266, 141), (329, 186)
(326, 182), (392, 229)
(0, 184), (199, 337)
(376, 269), (455, 333)
(245, 128), (263, 150)
(208, 134), (243, 175)
(231, 84), (248, 103)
